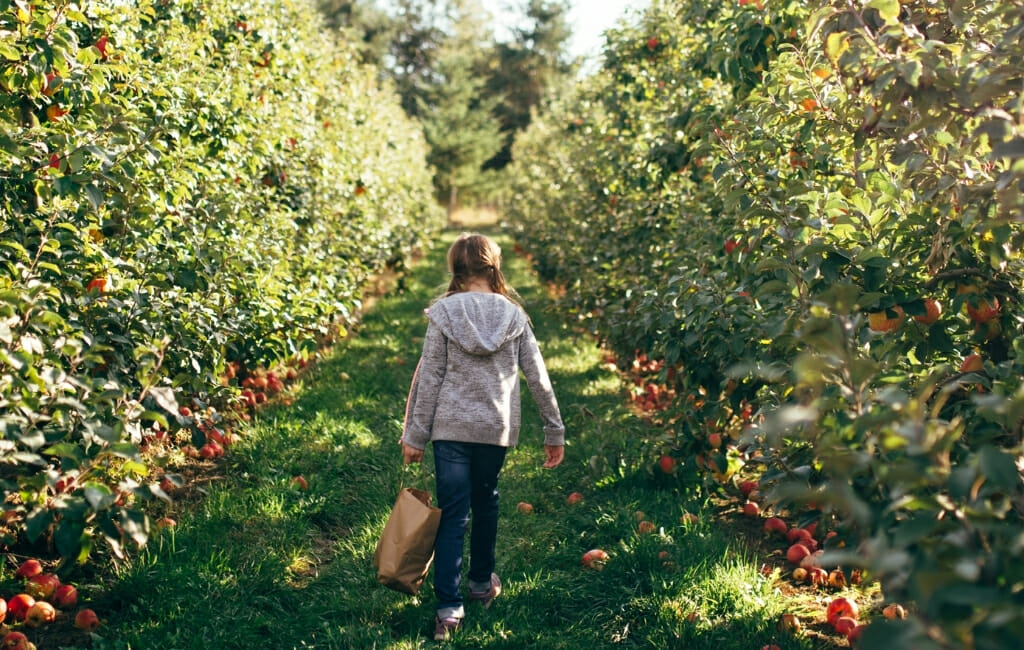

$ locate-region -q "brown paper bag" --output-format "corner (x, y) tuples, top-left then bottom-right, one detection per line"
(374, 487), (441, 595)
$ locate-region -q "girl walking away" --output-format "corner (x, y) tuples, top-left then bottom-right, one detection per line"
(401, 233), (565, 642)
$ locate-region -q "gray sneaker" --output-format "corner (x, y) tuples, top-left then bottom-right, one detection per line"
(433, 616), (462, 642)
(467, 573), (501, 608)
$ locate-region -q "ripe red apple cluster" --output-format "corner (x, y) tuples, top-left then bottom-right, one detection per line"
(1, 558), (100, 644)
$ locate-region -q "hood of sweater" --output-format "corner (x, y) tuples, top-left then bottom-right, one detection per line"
(427, 292), (527, 356)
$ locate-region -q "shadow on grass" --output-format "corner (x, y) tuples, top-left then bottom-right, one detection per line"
(83, 227), (836, 650)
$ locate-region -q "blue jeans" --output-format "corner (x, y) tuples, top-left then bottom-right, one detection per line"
(432, 440), (507, 618)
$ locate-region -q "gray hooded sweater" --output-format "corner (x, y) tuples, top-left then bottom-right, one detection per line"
(401, 291), (565, 451)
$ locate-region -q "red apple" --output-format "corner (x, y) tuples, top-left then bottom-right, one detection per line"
(882, 603), (906, 619)
(581, 549), (609, 570)
(826, 596), (859, 626)
(914, 298), (942, 325)
(868, 307), (903, 332)
(74, 607), (100, 631)
(724, 238), (739, 254)
(847, 622), (864, 643)
(26, 572), (60, 599)
(960, 353), (984, 373)
(833, 615), (858, 635)
(566, 491), (583, 505)
(0, 632), (30, 650)
(742, 501), (760, 516)
(7, 594), (35, 621)
(95, 34), (109, 59)
(658, 455), (676, 473)
(966, 296), (1000, 323)
(290, 476), (308, 491)
(679, 512), (698, 525)
(15, 559), (43, 579)
(707, 432), (722, 449)
(0, 597), (6, 624)
(764, 517), (787, 536)
(786, 543), (811, 565)
(517, 502), (533, 514)
(738, 480), (758, 497)
(53, 583), (78, 608)
(25, 600), (56, 627)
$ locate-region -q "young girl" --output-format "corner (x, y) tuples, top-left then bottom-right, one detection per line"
(401, 233), (565, 642)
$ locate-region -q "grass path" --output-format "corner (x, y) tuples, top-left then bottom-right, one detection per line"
(83, 227), (832, 649)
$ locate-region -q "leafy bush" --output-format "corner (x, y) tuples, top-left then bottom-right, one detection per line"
(507, 1), (1023, 647)
(1, 0), (441, 562)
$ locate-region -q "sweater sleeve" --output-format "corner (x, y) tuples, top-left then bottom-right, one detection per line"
(518, 323), (565, 446)
(401, 321), (447, 450)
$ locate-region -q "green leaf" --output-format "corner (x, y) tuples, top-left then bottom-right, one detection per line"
(868, 0), (900, 22)
(55, 518), (86, 559)
(25, 507), (54, 542)
(992, 137), (1024, 160)
(977, 446), (1020, 491)
(0, 41), (20, 61)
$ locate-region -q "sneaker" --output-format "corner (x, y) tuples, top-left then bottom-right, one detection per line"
(433, 616), (462, 642)
(468, 572), (502, 609)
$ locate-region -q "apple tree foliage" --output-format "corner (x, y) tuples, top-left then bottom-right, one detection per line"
(0, 0), (441, 562)
(506, 1), (1023, 647)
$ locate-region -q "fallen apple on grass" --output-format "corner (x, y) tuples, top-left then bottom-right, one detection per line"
(566, 492), (583, 505)
(53, 584), (78, 608)
(15, 559), (43, 579)
(7, 594), (35, 621)
(0, 632), (31, 650)
(74, 608), (101, 631)
(763, 516), (787, 536)
(833, 615), (858, 636)
(517, 502), (533, 514)
(25, 600), (56, 627)
(581, 549), (609, 570)
(882, 603), (906, 619)
(786, 542), (811, 565)
(26, 573), (60, 600)
(826, 596), (859, 627)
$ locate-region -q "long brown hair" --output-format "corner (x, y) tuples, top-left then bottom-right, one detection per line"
(444, 233), (522, 306)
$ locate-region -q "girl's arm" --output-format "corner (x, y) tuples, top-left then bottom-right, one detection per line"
(401, 322), (447, 450)
(518, 324), (565, 447)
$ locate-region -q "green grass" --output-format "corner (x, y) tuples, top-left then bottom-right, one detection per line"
(76, 228), (833, 649)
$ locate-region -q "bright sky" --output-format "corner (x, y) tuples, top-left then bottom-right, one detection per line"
(483, 0), (650, 65)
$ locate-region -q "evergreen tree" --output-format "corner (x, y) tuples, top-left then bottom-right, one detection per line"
(483, 0), (574, 169)
(418, 0), (504, 214)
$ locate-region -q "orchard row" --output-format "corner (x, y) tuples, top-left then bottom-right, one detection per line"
(507, 1), (1023, 648)
(0, 0), (442, 566)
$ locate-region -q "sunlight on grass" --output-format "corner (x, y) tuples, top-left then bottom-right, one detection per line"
(89, 226), (838, 650)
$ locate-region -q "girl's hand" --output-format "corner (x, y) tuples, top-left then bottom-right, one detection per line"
(542, 444), (564, 469)
(402, 442), (424, 465)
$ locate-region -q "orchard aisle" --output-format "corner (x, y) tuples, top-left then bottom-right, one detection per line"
(83, 228), (829, 650)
